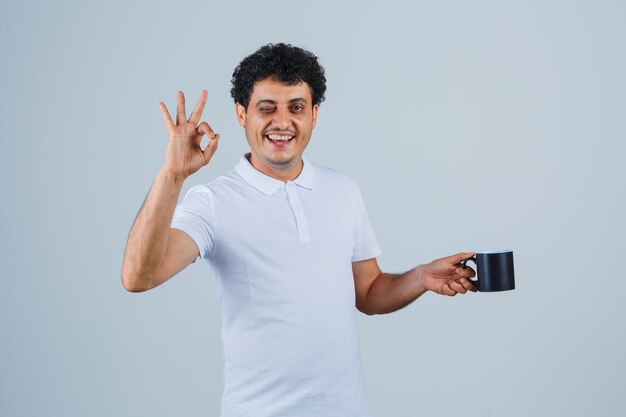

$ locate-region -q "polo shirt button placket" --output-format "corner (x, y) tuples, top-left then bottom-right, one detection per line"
(286, 181), (311, 243)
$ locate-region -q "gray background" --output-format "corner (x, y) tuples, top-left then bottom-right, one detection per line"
(1, 0), (625, 416)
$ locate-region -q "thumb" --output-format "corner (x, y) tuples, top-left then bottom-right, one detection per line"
(202, 133), (220, 164)
(448, 251), (475, 265)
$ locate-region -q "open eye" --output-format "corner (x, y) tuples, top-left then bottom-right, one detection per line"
(291, 104), (303, 112)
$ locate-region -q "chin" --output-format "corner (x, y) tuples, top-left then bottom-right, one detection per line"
(265, 155), (298, 169)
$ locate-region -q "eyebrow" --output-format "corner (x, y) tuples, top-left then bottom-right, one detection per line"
(255, 98), (308, 106)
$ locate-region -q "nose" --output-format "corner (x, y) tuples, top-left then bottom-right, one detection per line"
(272, 107), (293, 130)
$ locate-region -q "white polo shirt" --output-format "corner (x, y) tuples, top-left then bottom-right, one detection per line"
(171, 153), (382, 417)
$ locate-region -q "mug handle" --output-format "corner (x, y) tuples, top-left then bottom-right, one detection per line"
(461, 256), (478, 284)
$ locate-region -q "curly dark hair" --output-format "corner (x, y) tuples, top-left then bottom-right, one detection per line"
(230, 43), (327, 110)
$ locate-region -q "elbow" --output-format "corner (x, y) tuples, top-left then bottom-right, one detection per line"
(122, 280), (148, 293)
(356, 288), (379, 315)
(356, 302), (377, 316)
(121, 266), (151, 293)
(121, 275), (146, 293)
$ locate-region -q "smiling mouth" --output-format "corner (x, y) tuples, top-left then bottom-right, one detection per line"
(265, 134), (295, 146)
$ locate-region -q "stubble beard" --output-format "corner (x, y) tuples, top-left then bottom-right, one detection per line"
(249, 134), (305, 173)
(262, 152), (299, 171)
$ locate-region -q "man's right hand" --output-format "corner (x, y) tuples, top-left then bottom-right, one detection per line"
(159, 90), (220, 179)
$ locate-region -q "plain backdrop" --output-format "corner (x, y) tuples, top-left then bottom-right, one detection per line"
(1, 1), (625, 416)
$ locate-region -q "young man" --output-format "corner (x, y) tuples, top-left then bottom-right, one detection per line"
(122, 43), (476, 417)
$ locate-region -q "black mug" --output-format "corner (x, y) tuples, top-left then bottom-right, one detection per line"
(462, 250), (515, 292)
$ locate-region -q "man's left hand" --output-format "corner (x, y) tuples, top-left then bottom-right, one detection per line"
(419, 252), (477, 296)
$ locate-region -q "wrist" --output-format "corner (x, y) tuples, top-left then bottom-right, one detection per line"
(157, 168), (187, 188)
(412, 265), (429, 294)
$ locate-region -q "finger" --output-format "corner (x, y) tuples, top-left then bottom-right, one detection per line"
(196, 121), (216, 141)
(458, 278), (478, 292)
(188, 90), (208, 126)
(449, 251), (475, 265)
(444, 251), (475, 268)
(159, 102), (174, 130)
(176, 91), (186, 125)
(202, 133), (220, 162)
(449, 280), (467, 294)
(456, 265), (476, 279)
(441, 283), (456, 297)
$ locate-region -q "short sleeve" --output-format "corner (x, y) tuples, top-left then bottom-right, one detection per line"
(351, 185), (382, 262)
(170, 184), (216, 259)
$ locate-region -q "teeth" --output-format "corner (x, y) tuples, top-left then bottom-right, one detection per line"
(267, 134), (294, 140)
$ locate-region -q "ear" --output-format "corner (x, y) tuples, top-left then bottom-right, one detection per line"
(235, 103), (246, 127)
(311, 104), (319, 129)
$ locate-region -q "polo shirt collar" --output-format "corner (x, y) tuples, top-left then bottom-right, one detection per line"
(235, 153), (316, 196)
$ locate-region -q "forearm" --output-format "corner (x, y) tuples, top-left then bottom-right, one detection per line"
(121, 169), (186, 290)
(361, 266), (427, 315)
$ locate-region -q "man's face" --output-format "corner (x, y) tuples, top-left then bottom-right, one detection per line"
(236, 77), (318, 178)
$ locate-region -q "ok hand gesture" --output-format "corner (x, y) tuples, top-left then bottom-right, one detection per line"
(159, 90), (220, 179)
